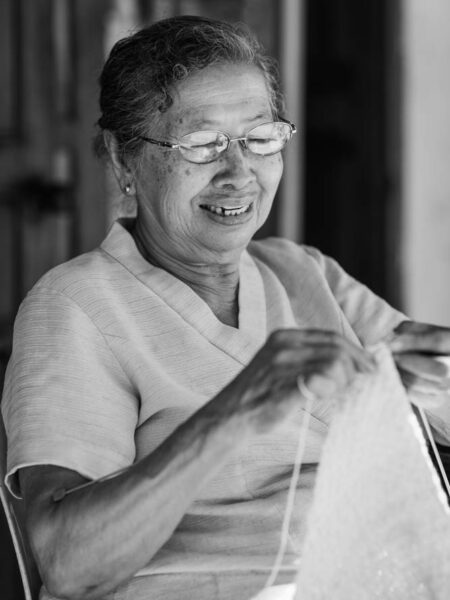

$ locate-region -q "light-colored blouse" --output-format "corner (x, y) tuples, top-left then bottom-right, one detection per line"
(2, 219), (411, 599)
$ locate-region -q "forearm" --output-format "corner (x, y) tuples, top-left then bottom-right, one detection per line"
(29, 399), (249, 600)
(25, 327), (373, 599)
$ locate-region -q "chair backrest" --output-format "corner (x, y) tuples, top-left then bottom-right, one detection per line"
(0, 413), (42, 600)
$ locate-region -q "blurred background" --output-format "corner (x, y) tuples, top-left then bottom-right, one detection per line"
(1, 0), (450, 597)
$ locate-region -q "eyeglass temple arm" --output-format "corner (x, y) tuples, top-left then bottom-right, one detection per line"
(278, 116), (297, 134)
(140, 136), (179, 149)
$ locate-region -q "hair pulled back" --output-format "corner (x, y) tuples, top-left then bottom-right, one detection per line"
(93, 15), (284, 164)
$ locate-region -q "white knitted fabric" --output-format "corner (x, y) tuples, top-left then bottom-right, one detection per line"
(294, 344), (450, 599)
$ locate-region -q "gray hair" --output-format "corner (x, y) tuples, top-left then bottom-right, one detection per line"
(93, 15), (285, 165)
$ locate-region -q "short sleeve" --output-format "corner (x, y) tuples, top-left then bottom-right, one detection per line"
(2, 287), (138, 498)
(303, 246), (407, 345)
(302, 247), (450, 444)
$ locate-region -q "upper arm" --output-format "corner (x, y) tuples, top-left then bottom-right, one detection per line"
(2, 287), (138, 498)
(303, 245), (407, 345)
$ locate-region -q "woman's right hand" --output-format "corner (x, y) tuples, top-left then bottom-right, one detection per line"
(210, 328), (377, 435)
(19, 328), (375, 600)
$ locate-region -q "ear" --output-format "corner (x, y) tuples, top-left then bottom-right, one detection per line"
(103, 130), (136, 195)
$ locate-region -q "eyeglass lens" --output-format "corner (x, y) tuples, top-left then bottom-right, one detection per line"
(178, 122), (293, 163)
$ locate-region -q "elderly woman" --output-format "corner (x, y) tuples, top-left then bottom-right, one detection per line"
(2, 15), (450, 600)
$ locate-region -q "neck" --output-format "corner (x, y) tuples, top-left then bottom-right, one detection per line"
(132, 220), (241, 328)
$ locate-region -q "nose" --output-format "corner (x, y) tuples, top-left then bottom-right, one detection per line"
(212, 140), (256, 190)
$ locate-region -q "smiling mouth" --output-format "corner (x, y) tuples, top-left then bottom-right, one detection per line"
(200, 204), (251, 217)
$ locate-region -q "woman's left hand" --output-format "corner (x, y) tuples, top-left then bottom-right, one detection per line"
(387, 320), (450, 408)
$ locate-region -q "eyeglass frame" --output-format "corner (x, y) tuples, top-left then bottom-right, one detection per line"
(139, 118), (297, 163)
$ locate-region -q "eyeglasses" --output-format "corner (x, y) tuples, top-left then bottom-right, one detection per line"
(140, 120), (296, 164)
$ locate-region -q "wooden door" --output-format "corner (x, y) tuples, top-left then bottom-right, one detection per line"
(0, 0), (109, 367)
(0, 2), (109, 598)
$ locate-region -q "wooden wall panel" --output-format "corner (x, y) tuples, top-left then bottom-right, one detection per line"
(74, 0), (110, 253)
(0, 3), (111, 599)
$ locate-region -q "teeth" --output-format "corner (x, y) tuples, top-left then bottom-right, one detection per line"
(202, 204), (250, 216)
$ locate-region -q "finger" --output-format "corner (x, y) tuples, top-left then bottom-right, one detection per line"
(272, 344), (375, 382)
(407, 390), (449, 411)
(396, 366), (450, 394)
(305, 373), (341, 399)
(327, 335), (377, 374)
(305, 367), (355, 399)
(261, 351), (353, 404)
(394, 352), (450, 381)
(302, 353), (356, 399)
(388, 321), (450, 354)
(269, 328), (376, 374)
(436, 355), (450, 373)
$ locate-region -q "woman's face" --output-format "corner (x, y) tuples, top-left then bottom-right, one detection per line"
(134, 63), (284, 265)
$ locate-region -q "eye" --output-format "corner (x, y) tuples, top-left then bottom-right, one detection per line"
(188, 141), (217, 150)
(245, 122), (294, 155)
(181, 131), (227, 147)
(248, 136), (272, 144)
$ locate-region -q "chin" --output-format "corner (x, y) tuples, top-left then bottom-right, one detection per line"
(201, 231), (254, 259)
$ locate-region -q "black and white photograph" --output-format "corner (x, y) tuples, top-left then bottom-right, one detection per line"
(1, 1), (450, 599)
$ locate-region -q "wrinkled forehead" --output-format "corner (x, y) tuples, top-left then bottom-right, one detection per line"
(157, 64), (274, 135)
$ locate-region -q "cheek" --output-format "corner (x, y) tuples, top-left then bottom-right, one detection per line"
(159, 150), (196, 184)
(148, 152), (185, 195)
(136, 148), (213, 211)
(260, 155), (283, 191)
(139, 153), (170, 189)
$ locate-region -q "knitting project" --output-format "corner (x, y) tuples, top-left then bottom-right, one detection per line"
(294, 344), (450, 599)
